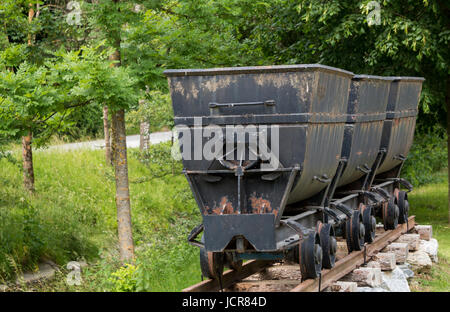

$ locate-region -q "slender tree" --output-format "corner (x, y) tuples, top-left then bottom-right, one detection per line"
(139, 98), (150, 152)
(447, 78), (450, 224)
(107, 0), (135, 262)
(103, 106), (112, 165)
(22, 2), (36, 192)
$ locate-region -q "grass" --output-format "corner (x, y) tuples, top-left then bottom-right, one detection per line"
(0, 142), (202, 291)
(0, 141), (449, 292)
(407, 170), (450, 292)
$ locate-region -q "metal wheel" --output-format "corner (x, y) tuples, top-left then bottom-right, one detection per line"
(383, 196), (399, 230)
(317, 221), (336, 269)
(359, 203), (376, 243)
(199, 236), (224, 279)
(396, 190), (409, 224)
(346, 210), (365, 252)
(299, 232), (322, 280)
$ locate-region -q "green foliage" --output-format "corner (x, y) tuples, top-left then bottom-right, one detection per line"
(126, 90), (173, 134)
(402, 127), (447, 186)
(56, 103), (104, 140)
(0, 44), (138, 146)
(0, 150), (19, 169)
(129, 141), (182, 181)
(109, 264), (138, 292)
(0, 143), (198, 284)
(232, 0), (450, 130)
(133, 214), (200, 291)
(0, 62), (58, 142)
(0, 1), (141, 144)
(51, 45), (139, 113)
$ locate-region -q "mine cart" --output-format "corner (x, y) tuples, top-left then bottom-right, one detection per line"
(164, 65), (424, 282)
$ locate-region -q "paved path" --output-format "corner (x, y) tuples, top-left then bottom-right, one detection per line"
(46, 131), (173, 152)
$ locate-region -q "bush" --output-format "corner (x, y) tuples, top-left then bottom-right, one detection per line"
(126, 90), (174, 135)
(109, 264), (139, 292)
(129, 141), (182, 180)
(56, 104), (104, 141)
(133, 212), (201, 291)
(0, 144), (199, 285)
(0, 192), (99, 281)
(402, 127), (447, 186)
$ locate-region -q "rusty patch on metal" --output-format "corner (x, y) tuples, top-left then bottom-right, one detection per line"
(249, 194), (276, 215)
(211, 196), (235, 215)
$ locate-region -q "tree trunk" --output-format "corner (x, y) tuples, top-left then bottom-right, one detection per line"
(139, 100), (150, 151)
(109, 5), (135, 261)
(27, 3), (34, 45)
(446, 75), (450, 224)
(22, 131), (34, 192)
(103, 106), (112, 165)
(111, 109), (135, 262)
(22, 4), (35, 192)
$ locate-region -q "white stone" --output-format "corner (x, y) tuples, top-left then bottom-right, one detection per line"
(415, 225), (432, 241)
(330, 281), (357, 292)
(380, 267), (411, 292)
(356, 287), (388, 292)
(407, 250), (432, 273)
(16, 263), (55, 284)
(366, 261), (381, 269)
(372, 252), (396, 271)
(418, 239), (438, 263)
(384, 242), (409, 264)
(397, 264), (414, 280)
(397, 234), (420, 251)
(343, 268), (382, 287)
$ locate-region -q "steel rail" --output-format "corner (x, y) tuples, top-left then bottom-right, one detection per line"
(182, 215), (415, 292)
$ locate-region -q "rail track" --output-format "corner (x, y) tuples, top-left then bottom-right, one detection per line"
(183, 215), (415, 292)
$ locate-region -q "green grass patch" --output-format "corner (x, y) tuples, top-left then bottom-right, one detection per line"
(0, 142), (202, 291)
(408, 172), (450, 292)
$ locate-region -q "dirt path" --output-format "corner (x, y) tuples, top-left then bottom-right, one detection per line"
(45, 131), (173, 152)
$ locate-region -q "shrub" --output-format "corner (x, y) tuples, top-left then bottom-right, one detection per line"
(109, 264), (139, 292)
(130, 140), (182, 180)
(402, 127), (447, 186)
(56, 104), (104, 141)
(126, 90), (174, 134)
